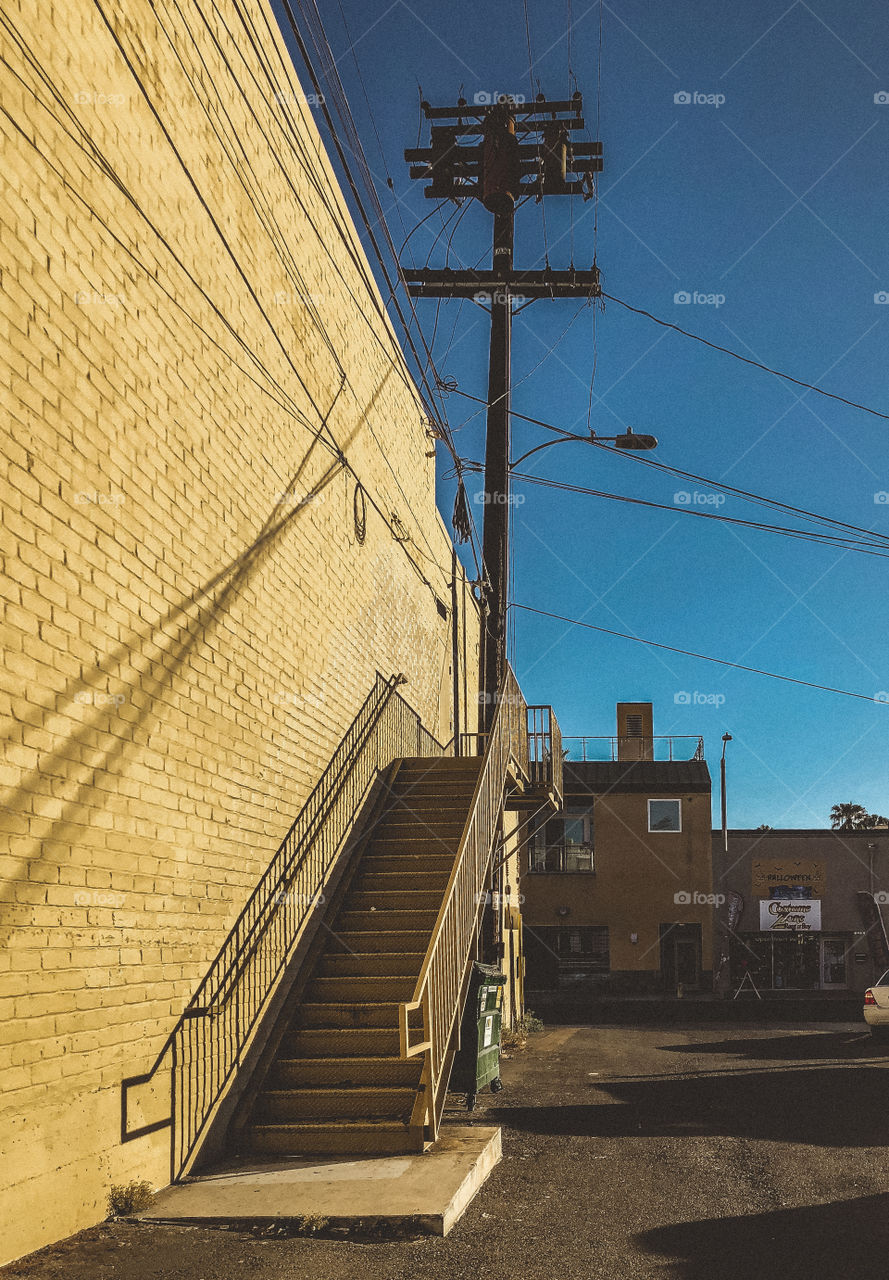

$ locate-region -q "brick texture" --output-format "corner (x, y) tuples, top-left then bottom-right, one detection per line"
(0, 0), (480, 1262)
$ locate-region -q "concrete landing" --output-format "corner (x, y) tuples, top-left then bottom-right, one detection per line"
(136, 1126), (501, 1238)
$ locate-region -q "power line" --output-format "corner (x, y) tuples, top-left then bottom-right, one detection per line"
(511, 603), (885, 704)
(331, 0), (409, 243)
(450, 300), (594, 434)
(450, 390), (889, 547)
(1, 11), (457, 596)
(102, 0), (458, 578)
(602, 292), (889, 422)
(278, 0), (486, 576)
(495, 464), (889, 558)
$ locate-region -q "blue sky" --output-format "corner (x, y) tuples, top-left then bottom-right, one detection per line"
(274, 0), (889, 828)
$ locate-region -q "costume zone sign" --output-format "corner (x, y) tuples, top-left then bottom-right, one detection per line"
(759, 899), (822, 932)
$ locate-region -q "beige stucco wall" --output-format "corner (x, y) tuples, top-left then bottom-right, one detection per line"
(522, 791), (715, 974)
(0, 0), (479, 1261)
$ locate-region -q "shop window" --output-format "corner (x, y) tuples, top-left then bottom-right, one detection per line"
(648, 799), (681, 832)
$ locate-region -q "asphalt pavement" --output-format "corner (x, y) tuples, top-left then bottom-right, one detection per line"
(6, 1019), (889, 1280)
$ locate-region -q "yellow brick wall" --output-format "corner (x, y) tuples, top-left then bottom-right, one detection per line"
(0, 0), (479, 1261)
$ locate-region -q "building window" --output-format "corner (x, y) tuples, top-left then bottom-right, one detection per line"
(530, 807), (594, 872)
(555, 926), (610, 972)
(648, 799), (681, 832)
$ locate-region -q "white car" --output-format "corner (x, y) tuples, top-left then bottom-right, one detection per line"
(863, 971), (889, 1035)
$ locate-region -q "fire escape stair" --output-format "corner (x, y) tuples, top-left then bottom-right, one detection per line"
(238, 756), (482, 1157)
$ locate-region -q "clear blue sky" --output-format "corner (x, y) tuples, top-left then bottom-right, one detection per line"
(274, 0), (889, 829)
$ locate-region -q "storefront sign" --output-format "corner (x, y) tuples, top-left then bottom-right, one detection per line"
(752, 860), (826, 895)
(759, 898), (821, 931)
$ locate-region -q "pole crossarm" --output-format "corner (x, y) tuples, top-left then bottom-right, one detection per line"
(405, 141), (602, 162)
(417, 179), (594, 198)
(402, 267), (601, 300)
(421, 97), (584, 121)
(406, 94), (602, 202)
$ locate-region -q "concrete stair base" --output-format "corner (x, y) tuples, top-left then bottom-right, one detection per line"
(139, 1126), (502, 1237)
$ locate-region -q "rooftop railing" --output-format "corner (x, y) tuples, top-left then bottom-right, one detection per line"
(563, 734), (705, 762)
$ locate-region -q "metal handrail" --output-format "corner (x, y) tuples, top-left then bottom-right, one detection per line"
(398, 664), (527, 1144)
(562, 734), (705, 762)
(121, 672), (444, 1179)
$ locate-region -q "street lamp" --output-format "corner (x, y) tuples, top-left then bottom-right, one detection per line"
(510, 426), (658, 470)
(721, 733), (732, 854)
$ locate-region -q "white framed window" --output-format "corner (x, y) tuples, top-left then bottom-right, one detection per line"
(648, 799), (681, 832)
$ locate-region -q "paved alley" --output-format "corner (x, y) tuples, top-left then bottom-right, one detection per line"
(7, 1020), (889, 1280)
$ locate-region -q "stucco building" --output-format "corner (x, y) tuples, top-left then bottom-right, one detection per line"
(521, 703), (714, 995)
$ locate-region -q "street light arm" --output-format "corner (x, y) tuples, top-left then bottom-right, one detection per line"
(510, 435), (592, 469)
(510, 429), (658, 469)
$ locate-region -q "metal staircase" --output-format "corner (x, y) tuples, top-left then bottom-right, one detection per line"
(243, 757), (482, 1155)
(121, 668), (562, 1177)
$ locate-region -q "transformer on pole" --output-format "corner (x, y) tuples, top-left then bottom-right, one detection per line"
(404, 94), (604, 733)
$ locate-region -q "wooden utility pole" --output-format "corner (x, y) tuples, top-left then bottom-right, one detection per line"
(404, 94), (603, 734)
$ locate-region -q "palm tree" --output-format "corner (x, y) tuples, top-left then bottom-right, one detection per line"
(862, 813), (889, 829)
(830, 803), (869, 831)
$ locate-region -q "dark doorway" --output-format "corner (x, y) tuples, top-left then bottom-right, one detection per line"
(660, 923), (702, 991)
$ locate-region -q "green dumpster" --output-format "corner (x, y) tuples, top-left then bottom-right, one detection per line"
(451, 961), (506, 1110)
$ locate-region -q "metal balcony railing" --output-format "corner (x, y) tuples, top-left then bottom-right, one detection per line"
(121, 673), (445, 1180)
(529, 842), (595, 873)
(527, 704), (563, 804)
(563, 734), (705, 763)
(456, 702), (562, 805)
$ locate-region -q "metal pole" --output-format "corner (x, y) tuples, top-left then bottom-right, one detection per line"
(451, 549), (462, 757)
(721, 733), (732, 854)
(479, 204), (514, 734)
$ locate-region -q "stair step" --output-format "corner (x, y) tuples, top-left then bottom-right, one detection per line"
(378, 798), (471, 817)
(353, 871), (449, 894)
(248, 1121), (420, 1156)
(318, 952), (425, 978)
(359, 854), (455, 875)
(388, 784), (476, 798)
(346, 890), (442, 912)
(337, 908), (438, 932)
(291, 1002), (416, 1030)
(327, 930), (430, 953)
(370, 822), (465, 843)
(283, 1027), (403, 1056)
(396, 756), (480, 771)
(304, 975), (416, 1002)
(269, 1057), (422, 1088)
(256, 1087), (417, 1121)
(366, 837), (460, 856)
